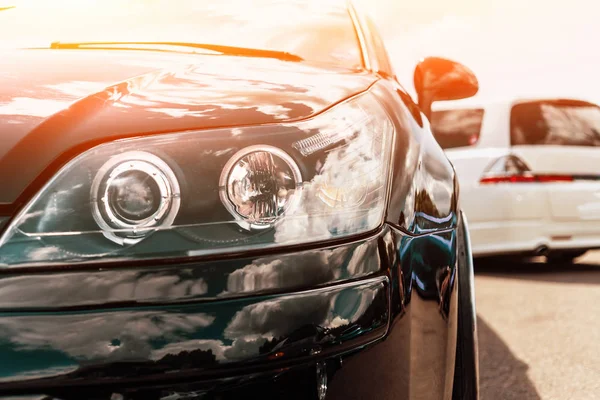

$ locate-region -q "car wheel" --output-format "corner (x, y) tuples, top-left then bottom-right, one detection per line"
(546, 250), (587, 264)
(452, 211), (479, 400)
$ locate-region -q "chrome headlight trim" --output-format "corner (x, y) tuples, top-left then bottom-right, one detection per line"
(90, 151), (181, 245)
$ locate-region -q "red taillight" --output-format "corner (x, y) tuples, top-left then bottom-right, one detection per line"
(480, 175), (535, 184)
(536, 174), (574, 183)
(480, 174), (574, 184)
(480, 154), (577, 185)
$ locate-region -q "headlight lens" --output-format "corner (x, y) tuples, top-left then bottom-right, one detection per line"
(0, 92), (394, 267)
(91, 151), (181, 245)
(220, 145), (302, 231)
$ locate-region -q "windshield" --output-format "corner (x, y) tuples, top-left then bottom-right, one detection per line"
(0, 0), (363, 68)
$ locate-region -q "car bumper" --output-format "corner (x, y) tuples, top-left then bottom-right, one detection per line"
(0, 224), (459, 400)
(470, 219), (600, 257)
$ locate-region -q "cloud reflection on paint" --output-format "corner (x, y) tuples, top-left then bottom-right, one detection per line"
(0, 272), (208, 308)
(0, 312), (215, 361)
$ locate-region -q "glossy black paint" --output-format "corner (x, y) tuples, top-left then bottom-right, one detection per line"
(0, 1), (477, 399)
(372, 81), (459, 234)
(0, 51), (374, 210)
(0, 231), (384, 310)
(0, 225), (460, 400)
(0, 277), (388, 391)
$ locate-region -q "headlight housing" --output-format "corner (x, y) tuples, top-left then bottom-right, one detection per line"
(0, 92), (394, 267)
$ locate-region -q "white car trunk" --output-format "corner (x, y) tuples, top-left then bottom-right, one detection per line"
(513, 145), (600, 221)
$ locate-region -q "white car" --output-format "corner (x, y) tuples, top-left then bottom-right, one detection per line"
(431, 98), (600, 261)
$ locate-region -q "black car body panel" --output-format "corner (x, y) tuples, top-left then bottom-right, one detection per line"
(0, 226), (459, 400)
(371, 82), (458, 235)
(0, 51), (374, 209)
(0, 1), (475, 399)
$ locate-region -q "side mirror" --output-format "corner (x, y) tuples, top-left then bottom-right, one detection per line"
(413, 57), (479, 120)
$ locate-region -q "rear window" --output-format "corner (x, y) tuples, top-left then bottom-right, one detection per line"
(430, 108), (484, 149)
(511, 100), (600, 146)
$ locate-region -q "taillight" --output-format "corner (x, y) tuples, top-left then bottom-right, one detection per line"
(535, 175), (574, 183)
(479, 154), (574, 185)
(480, 174), (573, 184)
(480, 174), (534, 184)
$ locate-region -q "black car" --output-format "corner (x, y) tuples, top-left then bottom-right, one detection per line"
(0, 1), (479, 399)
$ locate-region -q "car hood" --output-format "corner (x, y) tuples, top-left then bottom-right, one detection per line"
(0, 49), (375, 208)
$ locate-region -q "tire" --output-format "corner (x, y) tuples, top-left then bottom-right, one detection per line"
(546, 250), (587, 264)
(452, 211), (479, 400)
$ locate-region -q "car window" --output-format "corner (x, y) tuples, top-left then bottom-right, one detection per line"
(0, 0), (363, 69)
(430, 108), (485, 149)
(511, 101), (600, 146)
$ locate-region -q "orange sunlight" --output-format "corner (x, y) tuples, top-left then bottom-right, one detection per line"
(2, 0), (599, 102)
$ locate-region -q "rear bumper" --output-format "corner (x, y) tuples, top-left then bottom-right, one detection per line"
(0, 225), (459, 400)
(469, 219), (600, 257)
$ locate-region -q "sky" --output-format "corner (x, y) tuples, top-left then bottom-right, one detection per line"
(358, 0), (600, 104)
(1, 0), (598, 104)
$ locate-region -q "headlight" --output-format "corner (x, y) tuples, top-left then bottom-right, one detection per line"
(0, 92), (394, 266)
(91, 151), (181, 245)
(220, 145), (303, 231)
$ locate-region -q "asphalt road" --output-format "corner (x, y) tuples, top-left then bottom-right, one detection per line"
(475, 252), (600, 400)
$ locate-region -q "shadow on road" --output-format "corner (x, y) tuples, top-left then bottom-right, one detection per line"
(474, 257), (600, 284)
(478, 316), (541, 400)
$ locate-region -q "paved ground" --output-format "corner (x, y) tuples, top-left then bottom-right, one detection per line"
(475, 252), (600, 400)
